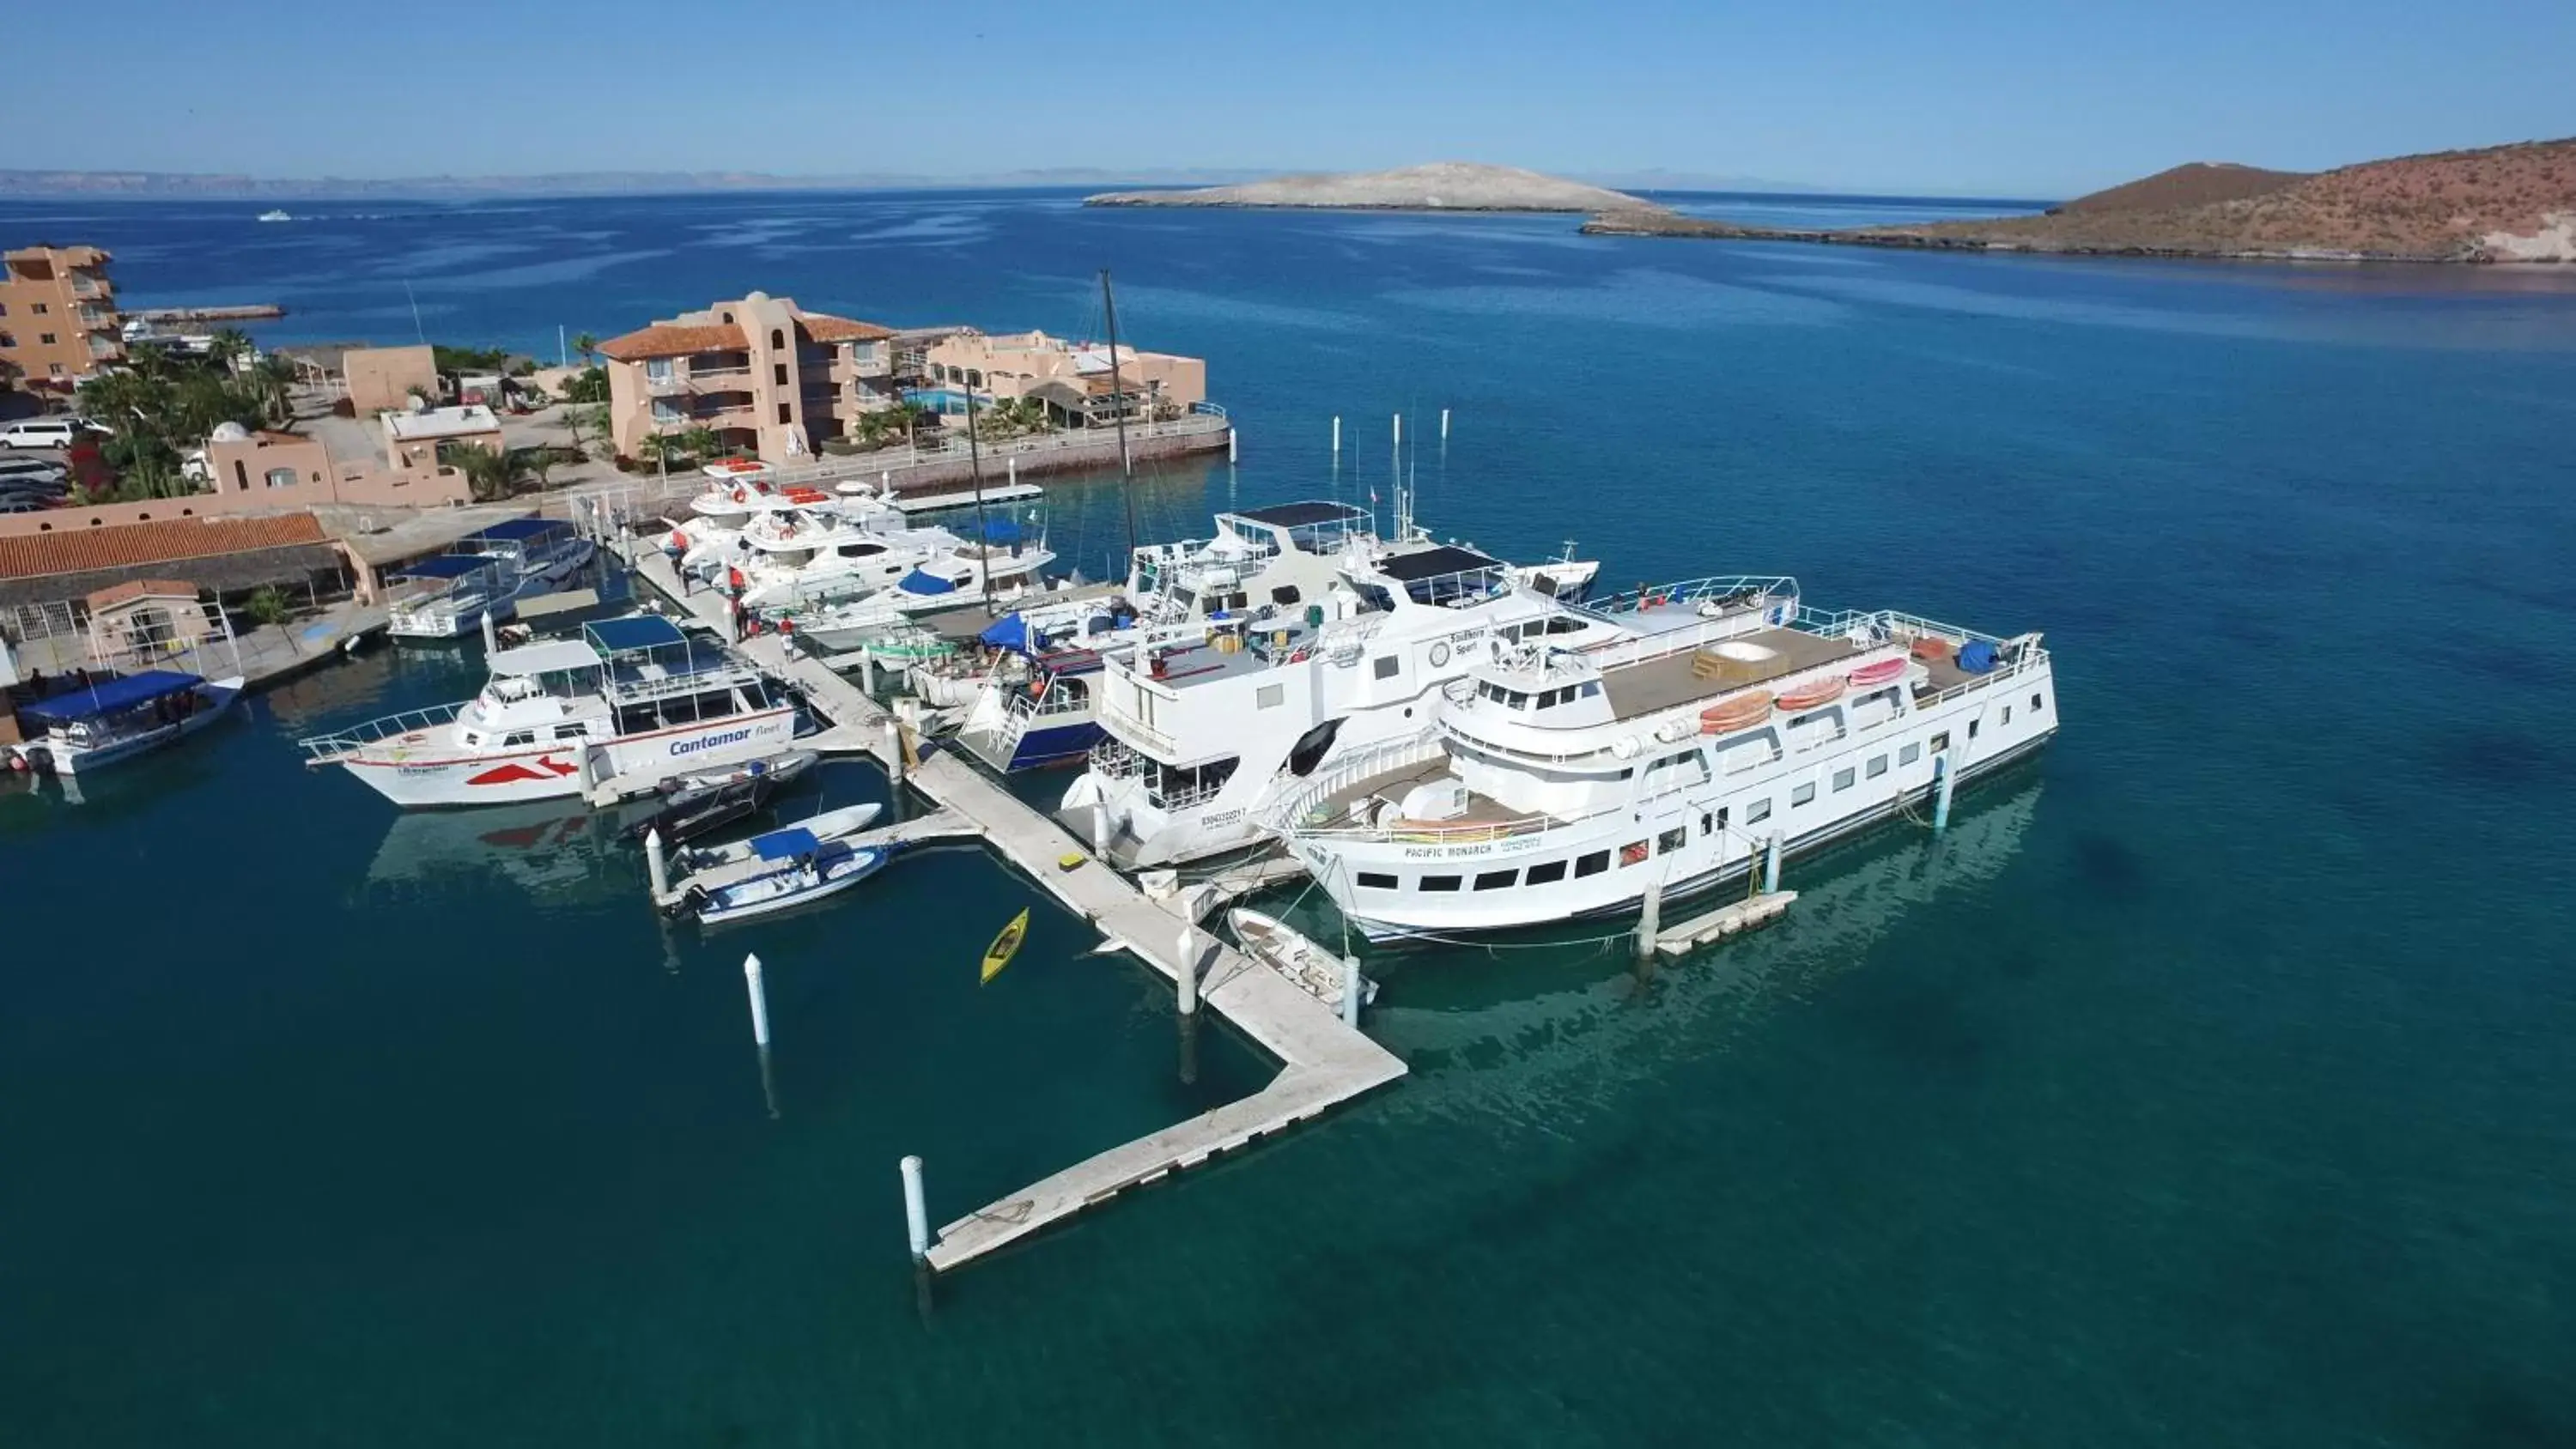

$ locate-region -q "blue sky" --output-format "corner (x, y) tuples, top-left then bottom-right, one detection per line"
(24, 0), (2576, 195)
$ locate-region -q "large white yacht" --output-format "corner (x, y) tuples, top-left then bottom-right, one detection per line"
(300, 617), (795, 807)
(1057, 530), (1664, 869)
(1265, 591), (2056, 938)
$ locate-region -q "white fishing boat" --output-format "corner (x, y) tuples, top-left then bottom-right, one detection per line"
(386, 554), (513, 640)
(8, 670), (245, 774)
(299, 616), (796, 808)
(1267, 601), (2057, 940)
(674, 800), (882, 872)
(683, 835), (890, 925)
(1229, 907), (1376, 1011)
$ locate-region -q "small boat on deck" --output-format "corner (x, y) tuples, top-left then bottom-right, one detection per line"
(675, 801), (882, 873)
(8, 670), (245, 775)
(657, 749), (818, 798)
(1228, 907), (1378, 1012)
(681, 831), (890, 925)
(630, 770), (793, 846)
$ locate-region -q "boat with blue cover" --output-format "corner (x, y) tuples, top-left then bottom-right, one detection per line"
(680, 826), (891, 925)
(8, 669), (245, 774)
(386, 553), (513, 640)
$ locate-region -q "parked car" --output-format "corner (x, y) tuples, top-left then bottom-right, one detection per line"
(0, 455), (68, 484)
(1, 419), (81, 449)
(0, 497), (53, 514)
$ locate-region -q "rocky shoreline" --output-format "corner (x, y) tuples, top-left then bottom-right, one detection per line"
(1575, 209), (2512, 264)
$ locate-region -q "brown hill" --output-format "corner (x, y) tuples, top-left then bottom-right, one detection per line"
(1585, 137), (2576, 262)
(2053, 161), (2306, 215)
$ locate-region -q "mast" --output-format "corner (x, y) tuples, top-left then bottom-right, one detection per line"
(1101, 270), (1138, 564)
(962, 359), (997, 619)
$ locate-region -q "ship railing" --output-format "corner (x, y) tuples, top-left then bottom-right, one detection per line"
(1097, 686), (1179, 756)
(1546, 590), (1801, 680)
(1086, 736), (1152, 780)
(297, 702), (471, 762)
(1586, 574), (1799, 618)
(1260, 725), (1448, 834)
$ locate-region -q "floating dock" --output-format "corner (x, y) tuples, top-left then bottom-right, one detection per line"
(619, 544), (1406, 1274)
(1652, 889), (1796, 956)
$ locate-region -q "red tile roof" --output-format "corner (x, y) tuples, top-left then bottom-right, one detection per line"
(84, 578), (203, 609)
(802, 313), (895, 343)
(598, 323), (749, 361)
(0, 513), (331, 582)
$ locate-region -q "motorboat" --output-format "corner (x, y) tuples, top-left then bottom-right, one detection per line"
(459, 517), (595, 596)
(674, 800), (882, 873)
(300, 616), (796, 808)
(680, 835), (890, 925)
(1230, 907), (1376, 1011)
(7, 670), (244, 774)
(386, 554), (513, 640)
(628, 759), (811, 846)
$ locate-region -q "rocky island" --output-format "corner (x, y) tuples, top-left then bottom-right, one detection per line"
(1087, 162), (1657, 214)
(1584, 137), (2576, 263)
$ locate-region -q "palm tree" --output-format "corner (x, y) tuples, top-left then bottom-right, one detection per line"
(572, 332), (598, 366)
(207, 329), (254, 373)
(522, 446), (556, 492)
(450, 446), (526, 502)
(679, 426), (720, 463)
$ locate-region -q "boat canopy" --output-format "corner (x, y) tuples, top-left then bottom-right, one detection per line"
(487, 639), (600, 677)
(750, 827), (821, 862)
(976, 518), (1024, 544)
(897, 569), (958, 596)
(398, 555), (502, 580)
(465, 517), (574, 545)
(586, 615), (689, 654)
(22, 670), (204, 725)
(978, 613), (1030, 652)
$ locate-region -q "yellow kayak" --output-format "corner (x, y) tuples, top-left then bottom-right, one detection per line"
(981, 907), (1030, 984)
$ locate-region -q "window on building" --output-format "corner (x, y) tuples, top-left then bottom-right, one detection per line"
(1901, 742), (1921, 765)
(1372, 655), (1399, 680)
(1256, 684), (1284, 709)
(645, 358), (672, 383)
(1525, 859), (1567, 885)
(264, 468), (297, 488)
(1746, 798), (1772, 824)
(1473, 870), (1517, 891)
(1656, 827), (1687, 854)
(0, 332), (13, 348)
(769, 328), (785, 349)
(38, 332), (55, 345)
(1357, 871), (1398, 890)
(31, 302), (47, 315)
(1791, 782), (1816, 807)
(776, 403), (793, 425)
(1419, 875), (1461, 893)
(47, 363), (63, 376)
(232, 460), (250, 491)
(1867, 755), (1888, 779)
(1574, 851), (1610, 877)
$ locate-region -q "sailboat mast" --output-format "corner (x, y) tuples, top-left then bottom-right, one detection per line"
(1101, 270), (1138, 563)
(962, 362), (997, 619)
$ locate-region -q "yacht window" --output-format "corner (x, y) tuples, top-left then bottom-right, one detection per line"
(1929, 731), (1950, 754)
(1543, 617), (1586, 635)
(1746, 798), (1772, 824)
(1581, 682), (1601, 699)
(1715, 806), (1730, 832)
(1506, 690), (1530, 710)
(1480, 682), (1504, 704)
(1574, 852), (1610, 877)
(1227, 592), (1249, 611)
(660, 694), (700, 725)
(1271, 585), (1302, 606)
(1968, 719), (1980, 740)
(1792, 782), (1817, 807)
(1619, 840), (1649, 867)
(1256, 684), (1284, 709)
(2032, 693), (2045, 712)
(2002, 705), (2014, 724)
(501, 731), (535, 747)
(1699, 813), (1713, 836)
(1473, 870), (1517, 891)
(460, 731), (484, 747)
(1357, 871), (1398, 890)
(1656, 828), (1686, 854)
(1867, 755), (1888, 778)
(618, 704), (662, 734)
(1373, 656), (1400, 681)
(1419, 875), (1461, 893)
(553, 725), (586, 741)
(1833, 767), (1856, 791)
(839, 543), (884, 558)
(1173, 588), (1197, 610)
(947, 575), (971, 589)
(1901, 742), (1922, 765)
(1525, 860), (1567, 884)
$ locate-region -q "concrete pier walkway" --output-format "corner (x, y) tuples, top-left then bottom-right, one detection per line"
(621, 545), (1405, 1273)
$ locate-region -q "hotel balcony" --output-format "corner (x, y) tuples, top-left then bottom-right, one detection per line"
(688, 366), (755, 393)
(70, 276), (109, 301)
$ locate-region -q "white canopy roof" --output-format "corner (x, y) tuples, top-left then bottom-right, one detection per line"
(487, 639), (601, 676)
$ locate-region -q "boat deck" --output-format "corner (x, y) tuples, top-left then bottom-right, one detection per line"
(1309, 755), (1537, 832)
(1600, 626), (1863, 721)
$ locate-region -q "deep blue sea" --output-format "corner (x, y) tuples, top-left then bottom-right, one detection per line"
(6, 189), (2576, 1446)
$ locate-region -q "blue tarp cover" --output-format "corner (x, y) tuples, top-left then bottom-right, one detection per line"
(978, 612), (1030, 652)
(750, 828), (821, 862)
(398, 555), (501, 579)
(466, 517), (573, 543)
(897, 569), (957, 596)
(977, 518), (1023, 544)
(22, 670), (204, 725)
(586, 615), (688, 654)
(1957, 640), (1999, 675)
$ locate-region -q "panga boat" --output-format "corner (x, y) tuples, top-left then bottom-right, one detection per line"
(8, 670), (245, 774)
(628, 755), (814, 846)
(1228, 908), (1377, 1011)
(676, 801), (882, 873)
(681, 832), (890, 925)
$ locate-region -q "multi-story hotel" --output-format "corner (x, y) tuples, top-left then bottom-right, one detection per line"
(920, 329), (1206, 426)
(596, 292), (898, 464)
(0, 246), (124, 386)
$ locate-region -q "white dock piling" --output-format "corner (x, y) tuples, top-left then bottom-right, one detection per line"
(1227, 427), (1237, 462)
(645, 828), (669, 901)
(901, 1155), (931, 1264)
(884, 718), (904, 791)
(479, 609), (497, 654)
(1331, 415), (1341, 453)
(1763, 833), (1783, 894)
(1090, 802), (1109, 855)
(860, 651), (879, 693)
(1392, 413), (1402, 448)
(1439, 407), (1450, 440)
(1933, 754), (1954, 832)
(1007, 456), (1017, 485)
(1340, 955), (1363, 1028)
(1636, 877), (1663, 961)
(1176, 925), (1199, 1015)
(743, 953), (772, 1047)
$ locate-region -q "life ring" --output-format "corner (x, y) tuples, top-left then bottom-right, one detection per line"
(1429, 641), (1451, 668)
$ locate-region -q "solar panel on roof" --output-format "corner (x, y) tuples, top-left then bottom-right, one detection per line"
(1230, 501), (1369, 527)
(585, 615), (688, 653)
(1375, 544), (1503, 582)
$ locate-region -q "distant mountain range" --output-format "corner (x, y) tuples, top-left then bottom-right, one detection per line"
(0, 167), (1287, 199)
(1585, 137), (2576, 263)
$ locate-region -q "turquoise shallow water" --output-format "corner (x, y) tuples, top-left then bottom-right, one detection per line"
(5, 191), (2576, 1446)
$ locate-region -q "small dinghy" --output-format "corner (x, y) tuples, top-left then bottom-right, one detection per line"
(659, 749), (817, 797)
(1229, 907), (1377, 1012)
(1776, 675), (1848, 712)
(677, 801), (882, 873)
(1845, 657), (1906, 688)
(1698, 690), (1773, 735)
(683, 831), (890, 925)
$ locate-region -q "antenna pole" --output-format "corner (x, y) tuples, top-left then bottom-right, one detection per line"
(1101, 270), (1138, 563)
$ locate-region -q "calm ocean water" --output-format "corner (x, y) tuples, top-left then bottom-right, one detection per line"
(6, 189), (2576, 1446)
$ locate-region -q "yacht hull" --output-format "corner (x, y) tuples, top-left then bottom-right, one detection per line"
(331, 706), (798, 808)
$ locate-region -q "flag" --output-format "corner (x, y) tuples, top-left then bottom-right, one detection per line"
(980, 908), (1030, 985)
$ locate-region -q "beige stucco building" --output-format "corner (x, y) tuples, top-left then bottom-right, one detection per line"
(0, 246), (122, 386)
(921, 330), (1205, 426)
(343, 344), (440, 415)
(598, 293), (896, 464)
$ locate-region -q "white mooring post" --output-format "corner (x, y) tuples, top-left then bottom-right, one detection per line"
(1392, 413), (1402, 449)
(1933, 753), (1955, 832)
(1176, 924), (1199, 1015)
(743, 953), (771, 1046)
(1090, 801), (1109, 855)
(860, 651), (879, 693)
(1331, 415), (1341, 454)
(1439, 407), (1450, 441)
(1764, 833), (1783, 895)
(1227, 427), (1237, 463)
(884, 718), (905, 790)
(901, 1155), (931, 1264)
(1340, 955), (1364, 1028)
(644, 828), (669, 901)
(479, 609), (498, 654)
(1007, 456), (1017, 485)
(1636, 876), (1663, 961)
